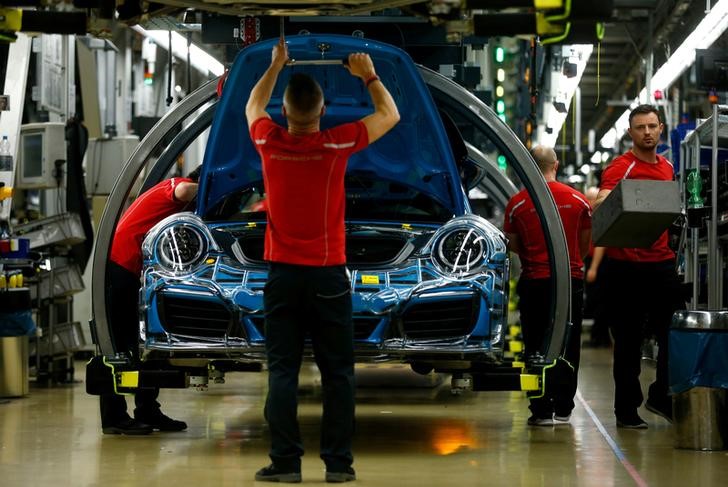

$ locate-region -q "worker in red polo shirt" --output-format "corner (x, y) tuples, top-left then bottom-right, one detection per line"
(245, 38), (399, 483)
(593, 104), (684, 429)
(99, 166), (200, 435)
(504, 146), (592, 427)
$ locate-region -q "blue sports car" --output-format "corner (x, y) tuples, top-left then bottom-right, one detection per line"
(140, 35), (509, 369)
(89, 34), (573, 394)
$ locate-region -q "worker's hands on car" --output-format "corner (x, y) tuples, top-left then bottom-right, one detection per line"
(271, 37), (289, 70)
(345, 53), (376, 80)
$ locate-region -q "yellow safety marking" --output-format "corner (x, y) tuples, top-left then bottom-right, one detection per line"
(0, 8), (23, 32)
(512, 361), (525, 369)
(535, 12), (564, 35)
(119, 371), (139, 388)
(361, 275), (380, 285)
(401, 223), (412, 230)
(508, 325), (521, 337)
(534, 0), (563, 8)
(520, 374), (540, 391)
(247, 222), (257, 228)
(205, 258), (215, 264)
(509, 340), (523, 353)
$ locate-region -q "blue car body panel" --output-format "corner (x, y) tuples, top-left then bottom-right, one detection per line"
(197, 34), (466, 217)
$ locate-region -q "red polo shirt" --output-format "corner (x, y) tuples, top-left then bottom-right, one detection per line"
(110, 178), (193, 274)
(250, 117), (368, 266)
(600, 151), (675, 262)
(504, 181), (592, 280)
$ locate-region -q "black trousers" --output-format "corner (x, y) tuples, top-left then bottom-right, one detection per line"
(99, 261), (160, 427)
(263, 263), (355, 472)
(600, 258), (684, 417)
(517, 277), (584, 418)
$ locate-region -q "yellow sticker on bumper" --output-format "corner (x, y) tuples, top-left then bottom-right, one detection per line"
(361, 275), (380, 285)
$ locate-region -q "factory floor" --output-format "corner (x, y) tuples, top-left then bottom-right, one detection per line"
(2, 341), (727, 487)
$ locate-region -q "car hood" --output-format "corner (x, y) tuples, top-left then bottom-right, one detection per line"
(197, 34), (465, 217)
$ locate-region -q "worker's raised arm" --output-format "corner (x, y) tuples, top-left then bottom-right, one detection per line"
(345, 53), (400, 144)
(174, 181), (199, 202)
(246, 38), (289, 130)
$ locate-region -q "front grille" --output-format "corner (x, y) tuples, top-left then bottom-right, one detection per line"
(158, 295), (235, 338)
(401, 296), (479, 340)
(248, 315), (380, 341)
(353, 315), (381, 340)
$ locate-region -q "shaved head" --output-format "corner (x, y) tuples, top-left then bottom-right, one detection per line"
(530, 145), (558, 174)
(283, 73), (324, 124)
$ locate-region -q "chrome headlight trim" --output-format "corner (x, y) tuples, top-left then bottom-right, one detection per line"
(157, 224), (207, 273)
(142, 212), (217, 276)
(428, 214), (506, 279)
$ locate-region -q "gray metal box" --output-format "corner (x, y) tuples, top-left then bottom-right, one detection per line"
(593, 179), (681, 248)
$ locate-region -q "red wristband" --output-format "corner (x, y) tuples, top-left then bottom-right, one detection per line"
(364, 75), (380, 87)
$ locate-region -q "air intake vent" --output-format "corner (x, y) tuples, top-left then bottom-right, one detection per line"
(249, 315), (381, 341)
(158, 295), (235, 338)
(401, 296), (479, 340)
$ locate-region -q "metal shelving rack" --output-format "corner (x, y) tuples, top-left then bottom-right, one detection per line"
(681, 104), (728, 310)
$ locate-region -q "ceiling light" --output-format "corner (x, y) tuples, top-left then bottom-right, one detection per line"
(601, 0), (728, 146)
(132, 25), (224, 77)
(536, 44), (593, 147)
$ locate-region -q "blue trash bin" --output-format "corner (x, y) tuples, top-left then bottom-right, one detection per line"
(670, 310), (728, 450)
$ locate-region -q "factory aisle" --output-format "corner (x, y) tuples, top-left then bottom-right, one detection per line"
(1, 346), (726, 487)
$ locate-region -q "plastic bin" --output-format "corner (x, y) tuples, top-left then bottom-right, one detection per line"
(0, 336), (29, 397)
(670, 310), (728, 450)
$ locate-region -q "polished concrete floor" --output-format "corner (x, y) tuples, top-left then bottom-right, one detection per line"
(2, 344), (727, 487)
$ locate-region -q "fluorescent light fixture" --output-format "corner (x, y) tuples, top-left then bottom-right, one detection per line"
(536, 44), (593, 147)
(600, 0), (728, 147)
(132, 25), (224, 77)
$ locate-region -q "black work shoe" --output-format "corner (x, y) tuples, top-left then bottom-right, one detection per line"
(135, 411), (187, 432)
(102, 417), (153, 435)
(645, 400), (673, 423)
(527, 415), (554, 426)
(254, 464), (302, 483)
(616, 414), (648, 429)
(326, 467), (356, 483)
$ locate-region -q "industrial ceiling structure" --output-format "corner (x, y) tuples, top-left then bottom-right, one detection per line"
(2, 0), (727, 174)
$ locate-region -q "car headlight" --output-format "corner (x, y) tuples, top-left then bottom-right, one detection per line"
(156, 224), (207, 273)
(142, 212), (215, 275)
(429, 215), (504, 279)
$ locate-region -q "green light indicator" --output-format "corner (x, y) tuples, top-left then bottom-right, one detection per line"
(495, 47), (505, 63)
(497, 154), (507, 170)
(496, 100), (505, 114)
(498, 113), (507, 123)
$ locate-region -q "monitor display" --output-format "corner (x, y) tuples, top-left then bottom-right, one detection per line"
(16, 122), (66, 189)
(696, 49), (728, 91)
(22, 132), (44, 179)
